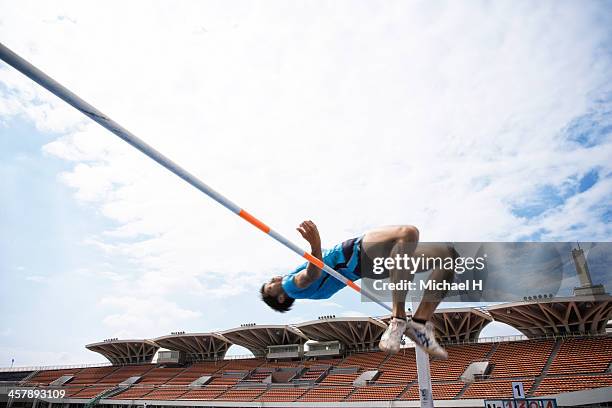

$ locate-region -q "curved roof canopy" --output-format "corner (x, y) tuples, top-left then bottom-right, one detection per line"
(295, 317), (387, 351)
(154, 333), (232, 361)
(86, 339), (159, 365)
(487, 294), (612, 338)
(221, 325), (308, 356)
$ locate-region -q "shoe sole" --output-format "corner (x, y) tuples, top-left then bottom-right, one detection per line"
(405, 331), (448, 360)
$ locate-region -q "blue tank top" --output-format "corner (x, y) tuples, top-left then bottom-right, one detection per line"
(282, 237), (362, 300)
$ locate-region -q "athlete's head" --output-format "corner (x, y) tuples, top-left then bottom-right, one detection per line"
(260, 276), (295, 313)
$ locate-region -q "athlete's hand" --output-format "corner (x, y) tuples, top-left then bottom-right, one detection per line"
(297, 220), (321, 252)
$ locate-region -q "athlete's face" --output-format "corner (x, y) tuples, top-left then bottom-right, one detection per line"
(263, 276), (283, 297)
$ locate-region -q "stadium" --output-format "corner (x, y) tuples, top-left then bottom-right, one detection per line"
(1, 288), (611, 407)
(2, 3), (612, 408)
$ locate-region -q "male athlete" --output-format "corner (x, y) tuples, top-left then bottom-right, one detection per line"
(260, 220), (456, 359)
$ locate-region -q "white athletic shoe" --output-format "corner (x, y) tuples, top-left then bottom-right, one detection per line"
(379, 317), (407, 354)
(405, 320), (448, 360)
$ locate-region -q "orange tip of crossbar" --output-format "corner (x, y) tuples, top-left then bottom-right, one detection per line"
(346, 280), (361, 292)
(238, 209), (271, 234)
(303, 252), (325, 269)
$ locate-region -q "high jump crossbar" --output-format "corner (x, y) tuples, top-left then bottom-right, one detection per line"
(0, 43), (392, 313)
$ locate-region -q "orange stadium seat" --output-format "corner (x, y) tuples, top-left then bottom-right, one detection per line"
(340, 351), (388, 369)
(547, 337), (612, 375)
(430, 343), (493, 381)
(143, 385), (190, 400)
(488, 340), (554, 378)
(178, 386), (228, 400)
(297, 366), (328, 382)
(70, 385), (113, 399)
(463, 379), (535, 399)
(299, 385), (354, 401)
(222, 359), (263, 370)
(401, 381), (465, 400)
(110, 386), (155, 399)
(257, 386), (308, 402)
(376, 348), (417, 384)
(137, 367), (186, 384)
(347, 384), (407, 401)
(208, 372), (247, 386)
(319, 371), (362, 385)
(65, 366), (118, 385)
(165, 361), (225, 385)
(216, 386), (266, 401)
(25, 369), (82, 386)
(62, 386), (86, 397)
(97, 364), (155, 385)
(534, 373), (612, 395)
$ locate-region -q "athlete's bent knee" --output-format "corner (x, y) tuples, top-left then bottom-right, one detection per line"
(396, 225), (419, 242)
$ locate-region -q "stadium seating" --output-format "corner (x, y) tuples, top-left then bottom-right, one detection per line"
(340, 351), (388, 369)
(66, 366), (118, 385)
(257, 386), (308, 401)
(318, 369), (362, 385)
(221, 359), (263, 370)
(216, 387), (266, 401)
(6, 335), (611, 404)
(25, 369), (82, 385)
(463, 379), (535, 399)
(347, 384), (407, 400)
(207, 372), (248, 386)
(376, 348), (418, 383)
(70, 385), (113, 399)
(534, 374), (612, 395)
(143, 385), (189, 400)
(110, 386), (155, 399)
(488, 340), (554, 378)
(241, 368), (274, 383)
(546, 337), (612, 375)
(62, 386), (86, 397)
(430, 343), (493, 380)
(299, 385), (354, 401)
(0, 371), (32, 382)
(137, 367), (186, 384)
(297, 365), (328, 382)
(165, 361), (224, 385)
(178, 386), (228, 400)
(401, 381), (465, 400)
(97, 364), (155, 384)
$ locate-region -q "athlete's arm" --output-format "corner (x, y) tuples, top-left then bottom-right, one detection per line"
(295, 220), (323, 288)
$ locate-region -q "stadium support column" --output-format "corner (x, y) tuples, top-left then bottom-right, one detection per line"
(412, 298), (434, 408)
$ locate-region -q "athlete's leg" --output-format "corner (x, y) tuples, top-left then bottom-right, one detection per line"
(362, 227), (455, 320)
(362, 225), (420, 319)
(409, 243), (456, 321)
(401, 243), (456, 359)
(364, 227), (455, 358)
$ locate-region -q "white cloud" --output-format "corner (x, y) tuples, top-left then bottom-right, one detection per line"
(339, 310), (368, 318)
(25, 275), (48, 283)
(1, 1), (610, 345)
(99, 296), (201, 338)
(0, 328), (13, 337)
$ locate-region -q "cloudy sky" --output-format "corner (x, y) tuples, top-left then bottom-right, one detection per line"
(1, 1), (610, 366)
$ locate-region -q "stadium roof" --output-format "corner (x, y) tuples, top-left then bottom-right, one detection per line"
(381, 307), (493, 343)
(220, 325), (308, 356)
(295, 316), (387, 351)
(487, 294), (612, 338)
(85, 339), (159, 365)
(431, 307), (492, 343)
(84, 295), (612, 361)
(153, 333), (232, 361)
